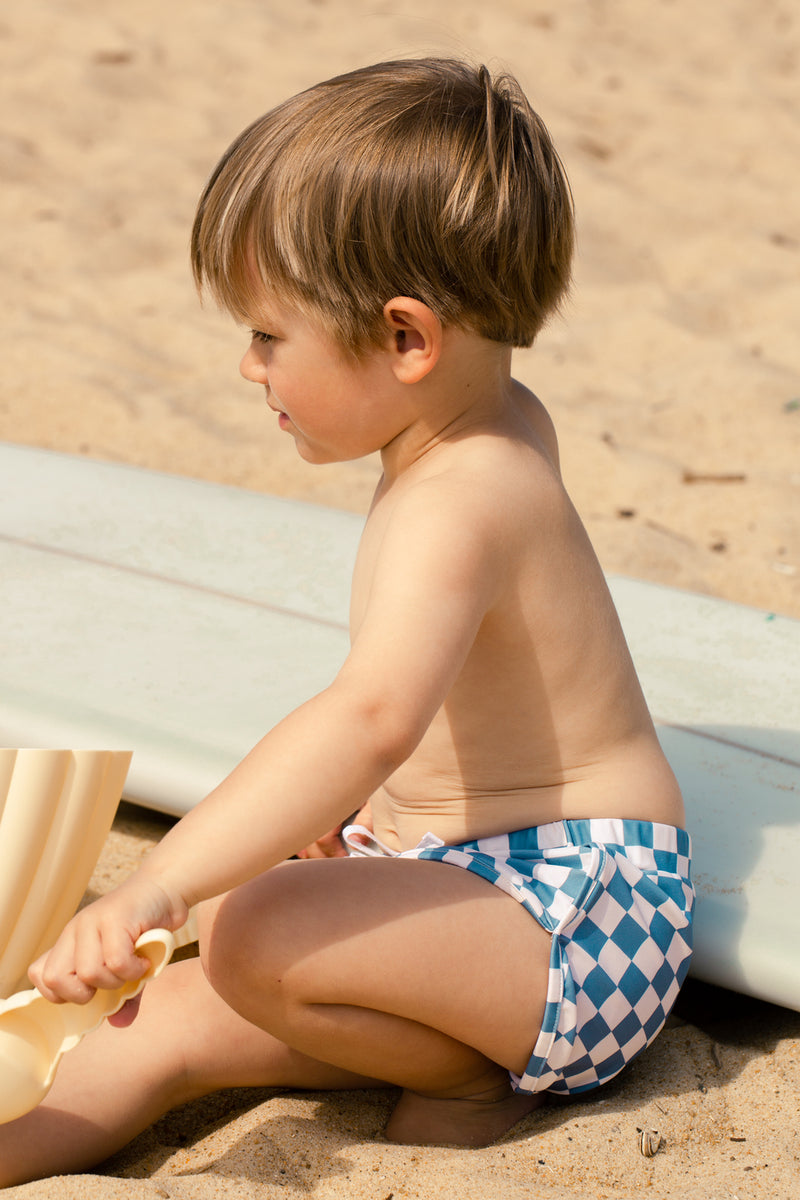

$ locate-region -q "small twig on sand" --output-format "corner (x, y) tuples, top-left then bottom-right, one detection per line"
(682, 470), (746, 484)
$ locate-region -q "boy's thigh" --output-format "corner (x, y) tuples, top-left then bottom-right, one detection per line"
(203, 856), (552, 1074)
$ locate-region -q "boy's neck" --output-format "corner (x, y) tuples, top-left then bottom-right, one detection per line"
(379, 334), (514, 484)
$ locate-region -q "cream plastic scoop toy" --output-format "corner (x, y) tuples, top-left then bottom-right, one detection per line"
(0, 911), (198, 1125)
(0, 927), (172, 1124)
(0, 747), (200, 1124)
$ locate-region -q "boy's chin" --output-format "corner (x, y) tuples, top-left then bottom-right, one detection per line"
(295, 445), (335, 465)
(293, 440), (349, 466)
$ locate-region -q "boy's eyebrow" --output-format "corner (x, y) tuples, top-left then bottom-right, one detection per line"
(240, 304), (280, 331)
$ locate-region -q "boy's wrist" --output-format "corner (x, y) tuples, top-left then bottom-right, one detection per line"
(126, 864), (192, 932)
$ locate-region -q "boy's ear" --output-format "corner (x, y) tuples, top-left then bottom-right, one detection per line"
(382, 297), (442, 383)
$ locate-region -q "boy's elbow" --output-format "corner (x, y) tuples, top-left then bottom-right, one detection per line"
(336, 685), (428, 773)
(367, 703), (426, 772)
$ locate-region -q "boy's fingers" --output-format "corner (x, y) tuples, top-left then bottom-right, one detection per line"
(72, 920), (149, 992)
(297, 838), (346, 859)
(27, 960), (62, 1004)
(33, 953), (96, 1006)
(296, 823), (348, 859)
(316, 828), (347, 857)
(29, 930), (80, 1003)
(30, 921), (148, 1005)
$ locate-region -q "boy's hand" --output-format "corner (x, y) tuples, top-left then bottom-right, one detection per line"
(296, 822), (348, 858)
(27, 875), (189, 1006)
(296, 801), (373, 858)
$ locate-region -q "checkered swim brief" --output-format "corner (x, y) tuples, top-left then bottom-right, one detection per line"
(342, 817), (694, 1096)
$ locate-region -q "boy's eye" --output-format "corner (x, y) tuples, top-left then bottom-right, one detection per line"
(250, 329), (274, 344)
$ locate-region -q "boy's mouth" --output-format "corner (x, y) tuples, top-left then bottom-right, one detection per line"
(266, 399), (289, 424)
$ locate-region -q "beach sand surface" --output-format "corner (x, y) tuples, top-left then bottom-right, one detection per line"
(1, 0), (799, 1196)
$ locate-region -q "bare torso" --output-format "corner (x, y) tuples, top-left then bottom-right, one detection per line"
(350, 383), (684, 850)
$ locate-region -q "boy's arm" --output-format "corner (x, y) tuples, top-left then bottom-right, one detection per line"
(141, 478), (506, 902)
(31, 479), (506, 1001)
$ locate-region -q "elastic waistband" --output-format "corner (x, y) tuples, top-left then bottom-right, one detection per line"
(496, 818), (691, 859)
(344, 818), (691, 865)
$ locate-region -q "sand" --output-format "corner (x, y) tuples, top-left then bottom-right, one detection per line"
(1, 0), (799, 1196)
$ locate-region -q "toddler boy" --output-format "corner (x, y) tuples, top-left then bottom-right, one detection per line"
(1, 58), (692, 1185)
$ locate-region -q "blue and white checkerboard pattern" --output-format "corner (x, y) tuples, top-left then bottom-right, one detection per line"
(344, 817), (694, 1096)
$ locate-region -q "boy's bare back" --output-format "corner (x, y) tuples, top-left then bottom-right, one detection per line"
(352, 371), (684, 852)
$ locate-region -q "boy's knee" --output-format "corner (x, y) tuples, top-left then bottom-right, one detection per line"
(196, 896), (223, 982)
(197, 890), (253, 999)
(197, 872), (295, 1007)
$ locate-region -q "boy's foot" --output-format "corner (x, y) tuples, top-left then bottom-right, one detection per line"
(384, 1083), (546, 1148)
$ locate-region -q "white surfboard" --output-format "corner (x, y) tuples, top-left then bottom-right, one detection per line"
(1, 444), (798, 1011)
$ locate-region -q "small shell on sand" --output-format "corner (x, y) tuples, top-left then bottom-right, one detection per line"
(638, 1127), (664, 1157)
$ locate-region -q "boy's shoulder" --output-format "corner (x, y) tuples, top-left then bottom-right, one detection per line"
(376, 390), (568, 551)
(413, 386), (562, 507)
(512, 384), (560, 469)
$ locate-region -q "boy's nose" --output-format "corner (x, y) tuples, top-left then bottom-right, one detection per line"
(239, 344), (267, 383)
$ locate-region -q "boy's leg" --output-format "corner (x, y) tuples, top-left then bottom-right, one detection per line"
(0, 852), (553, 1184)
(201, 855), (553, 1147)
(0, 956), (383, 1189)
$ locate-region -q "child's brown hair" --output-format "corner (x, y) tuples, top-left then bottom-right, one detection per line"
(192, 58), (574, 354)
